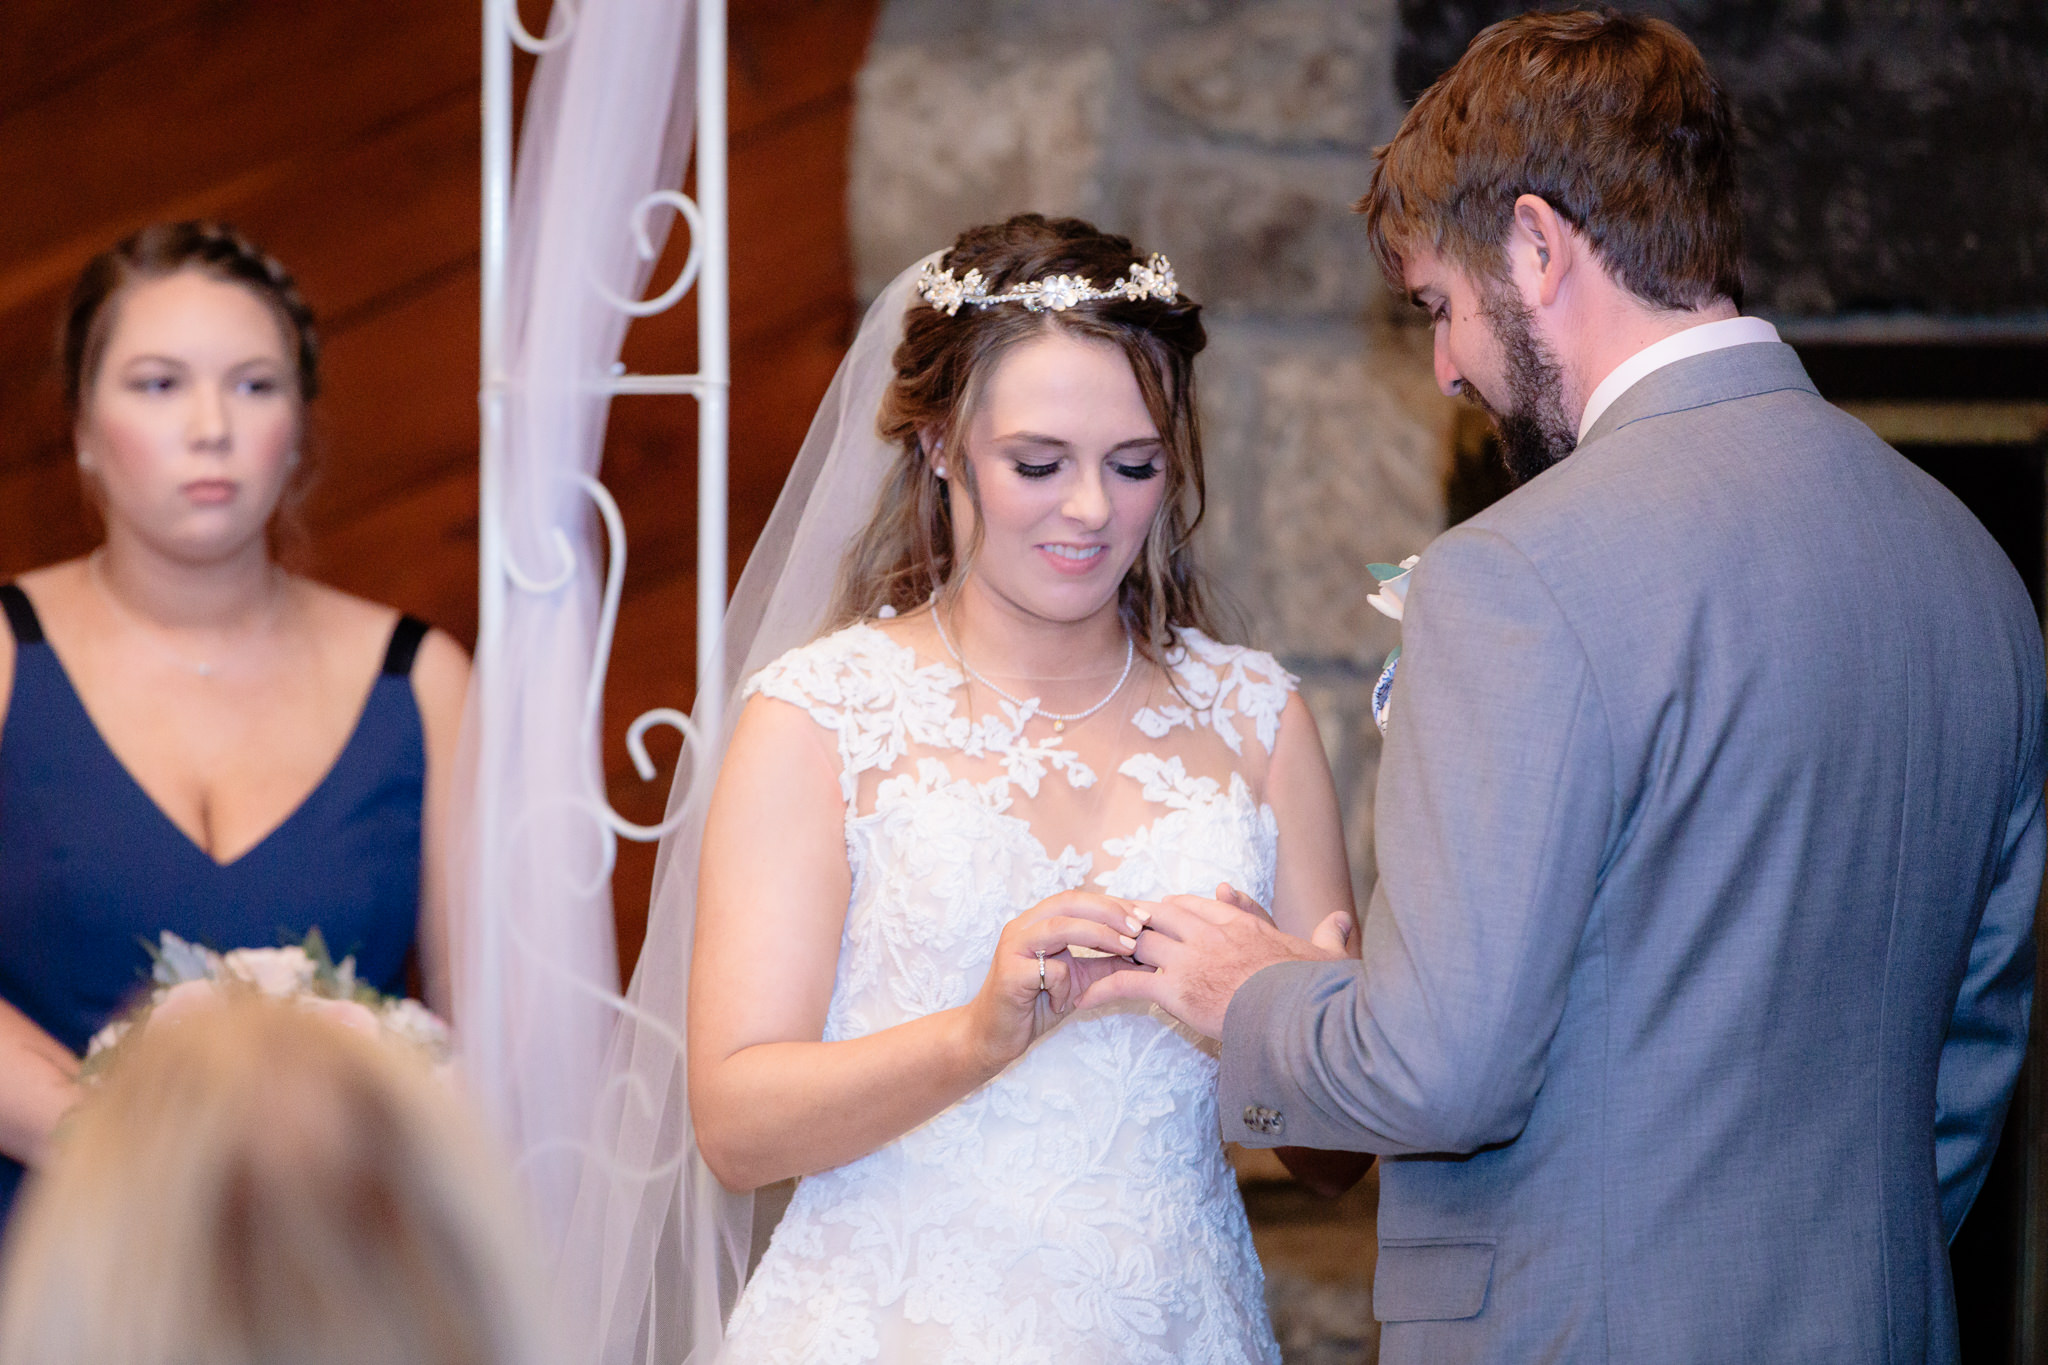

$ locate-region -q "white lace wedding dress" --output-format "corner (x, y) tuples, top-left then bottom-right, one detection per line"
(718, 620), (1291, 1365)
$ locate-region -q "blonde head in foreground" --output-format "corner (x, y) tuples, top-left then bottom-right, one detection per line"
(0, 997), (548, 1365)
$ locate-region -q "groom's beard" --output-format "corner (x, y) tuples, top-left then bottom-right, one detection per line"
(1473, 285), (1577, 486)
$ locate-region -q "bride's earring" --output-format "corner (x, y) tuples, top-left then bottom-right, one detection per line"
(930, 437), (946, 481)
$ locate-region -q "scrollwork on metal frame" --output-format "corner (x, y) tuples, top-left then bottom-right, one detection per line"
(501, 526), (578, 594)
(572, 472), (702, 846)
(488, 0), (720, 917)
(497, 468), (703, 890)
(501, 0), (578, 54)
(592, 189), (706, 318)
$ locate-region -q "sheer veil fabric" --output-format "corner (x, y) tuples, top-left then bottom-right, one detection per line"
(452, 0), (692, 1290)
(561, 261), (935, 1365)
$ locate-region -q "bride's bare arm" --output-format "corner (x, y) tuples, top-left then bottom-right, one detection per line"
(688, 695), (1143, 1192)
(1265, 693), (1358, 952)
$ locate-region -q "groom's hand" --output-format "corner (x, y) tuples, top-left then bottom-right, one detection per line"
(1074, 884), (1352, 1039)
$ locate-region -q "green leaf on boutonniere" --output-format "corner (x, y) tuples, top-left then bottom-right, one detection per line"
(1367, 563), (1407, 582)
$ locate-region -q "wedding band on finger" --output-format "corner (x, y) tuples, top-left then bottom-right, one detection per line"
(1036, 949), (1047, 992)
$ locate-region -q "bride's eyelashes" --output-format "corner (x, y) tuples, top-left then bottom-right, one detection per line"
(1007, 458), (1163, 481)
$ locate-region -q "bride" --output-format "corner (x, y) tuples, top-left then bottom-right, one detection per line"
(568, 213), (1359, 1364)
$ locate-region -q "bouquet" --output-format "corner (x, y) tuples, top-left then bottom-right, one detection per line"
(83, 930), (452, 1080)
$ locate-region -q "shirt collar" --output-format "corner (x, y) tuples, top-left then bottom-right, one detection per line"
(1575, 316), (1782, 441)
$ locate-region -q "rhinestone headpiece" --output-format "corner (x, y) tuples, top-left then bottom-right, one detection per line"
(917, 253), (1180, 316)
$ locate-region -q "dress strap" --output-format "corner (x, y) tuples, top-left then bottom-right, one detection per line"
(380, 615), (430, 676)
(0, 585), (43, 646)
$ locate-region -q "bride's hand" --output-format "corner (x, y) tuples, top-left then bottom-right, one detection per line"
(962, 890), (1147, 1072)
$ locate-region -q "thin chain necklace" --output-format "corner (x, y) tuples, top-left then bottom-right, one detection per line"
(87, 549), (283, 680)
(931, 607), (1134, 734)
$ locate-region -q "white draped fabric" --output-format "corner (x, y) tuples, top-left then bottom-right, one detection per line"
(556, 259), (935, 1365)
(455, 0), (698, 1256)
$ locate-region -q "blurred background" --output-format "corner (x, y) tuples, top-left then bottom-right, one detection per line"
(2, 3), (2043, 1361)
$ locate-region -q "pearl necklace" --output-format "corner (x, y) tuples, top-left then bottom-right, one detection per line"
(931, 609), (1134, 733)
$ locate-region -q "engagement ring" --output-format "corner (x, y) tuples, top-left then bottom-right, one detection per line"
(1036, 949), (1047, 992)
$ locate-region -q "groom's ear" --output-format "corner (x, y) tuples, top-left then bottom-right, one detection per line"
(1509, 194), (1574, 309)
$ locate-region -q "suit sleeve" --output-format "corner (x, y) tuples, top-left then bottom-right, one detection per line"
(1935, 710), (2045, 1240)
(1220, 526), (1613, 1154)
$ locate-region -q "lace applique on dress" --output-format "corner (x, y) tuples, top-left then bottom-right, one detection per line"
(746, 623), (973, 804)
(725, 622), (1291, 1365)
(1130, 628), (1296, 756)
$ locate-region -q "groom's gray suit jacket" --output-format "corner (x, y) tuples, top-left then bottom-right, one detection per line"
(1221, 342), (2045, 1363)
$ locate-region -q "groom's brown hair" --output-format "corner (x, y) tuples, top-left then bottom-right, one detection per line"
(1359, 9), (1744, 311)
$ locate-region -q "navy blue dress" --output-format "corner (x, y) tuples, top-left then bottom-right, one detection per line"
(0, 583), (426, 1224)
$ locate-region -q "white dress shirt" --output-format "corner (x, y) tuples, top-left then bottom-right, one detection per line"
(1576, 315), (1782, 441)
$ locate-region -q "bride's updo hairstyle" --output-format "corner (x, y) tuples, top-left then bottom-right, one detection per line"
(835, 213), (1228, 664)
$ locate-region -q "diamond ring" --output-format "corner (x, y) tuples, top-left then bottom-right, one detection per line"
(1036, 949), (1047, 992)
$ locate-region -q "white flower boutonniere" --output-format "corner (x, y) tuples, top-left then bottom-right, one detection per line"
(1367, 556), (1420, 734)
(1366, 556), (1419, 622)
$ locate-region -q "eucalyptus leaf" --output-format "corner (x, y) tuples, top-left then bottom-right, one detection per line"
(155, 931), (216, 985)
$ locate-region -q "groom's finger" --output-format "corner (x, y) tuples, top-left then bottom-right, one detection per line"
(1065, 953), (1148, 998)
(1214, 882), (1273, 920)
(1072, 959), (1166, 1012)
(1131, 925), (1199, 971)
(1126, 900), (1211, 947)
(1156, 894), (1243, 929)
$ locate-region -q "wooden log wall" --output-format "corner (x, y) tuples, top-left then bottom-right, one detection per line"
(0, 0), (880, 976)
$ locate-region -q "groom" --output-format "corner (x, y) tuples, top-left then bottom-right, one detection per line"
(1092, 11), (2047, 1362)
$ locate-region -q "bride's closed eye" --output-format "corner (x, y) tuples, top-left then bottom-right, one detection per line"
(1012, 458), (1160, 481)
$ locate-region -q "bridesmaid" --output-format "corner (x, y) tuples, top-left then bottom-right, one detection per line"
(0, 222), (468, 1222)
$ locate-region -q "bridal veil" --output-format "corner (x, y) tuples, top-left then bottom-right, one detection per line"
(560, 260), (933, 1364)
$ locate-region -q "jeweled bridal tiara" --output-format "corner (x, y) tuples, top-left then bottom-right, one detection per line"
(917, 253), (1179, 316)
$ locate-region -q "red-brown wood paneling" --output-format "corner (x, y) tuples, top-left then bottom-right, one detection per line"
(0, 0), (880, 979)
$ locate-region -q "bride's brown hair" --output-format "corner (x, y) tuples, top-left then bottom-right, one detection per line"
(831, 214), (1230, 664)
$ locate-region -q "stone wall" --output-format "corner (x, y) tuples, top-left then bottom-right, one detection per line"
(850, 0), (1456, 901)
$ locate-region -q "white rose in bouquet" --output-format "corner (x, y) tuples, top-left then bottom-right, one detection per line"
(220, 945), (318, 998)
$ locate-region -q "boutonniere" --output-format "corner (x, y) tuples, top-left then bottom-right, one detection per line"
(1366, 556), (1418, 622)
(1367, 557), (1419, 734)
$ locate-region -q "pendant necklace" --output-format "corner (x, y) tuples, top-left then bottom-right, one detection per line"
(931, 607), (1134, 733)
(87, 549), (282, 680)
